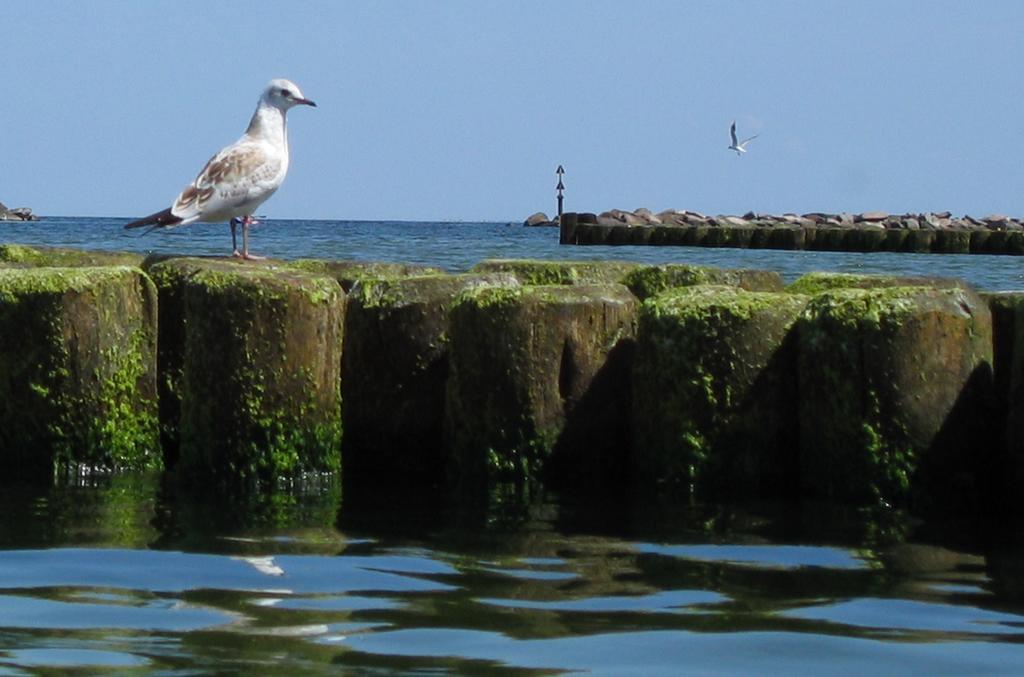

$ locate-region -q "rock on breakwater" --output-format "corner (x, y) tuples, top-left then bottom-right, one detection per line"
(562, 209), (1024, 255)
(0, 202), (40, 221)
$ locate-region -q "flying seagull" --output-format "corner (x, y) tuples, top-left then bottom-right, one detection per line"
(728, 120), (758, 156)
(124, 78), (316, 260)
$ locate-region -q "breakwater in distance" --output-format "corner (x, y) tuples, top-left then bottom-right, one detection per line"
(1, 242), (1023, 519)
(560, 210), (1024, 255)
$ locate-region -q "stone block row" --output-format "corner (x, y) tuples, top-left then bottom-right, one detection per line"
(0, 245), (1017, 515)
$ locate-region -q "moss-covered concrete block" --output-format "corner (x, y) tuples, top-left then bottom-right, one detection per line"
(815, 228), (850, 250)
(581, 223), (612, 245)
(622, 264), (784, 300)
(631, 286), (809, 497)
(650, 226), (673, 245)
(933, 229), (971, 254)
(629, 226), (653, 245)
(342, 272), (519, 484)
(725, 227), (758, 248)
(786, 271), (970, 296)
(798, 286), (994, 511)
(0, 244), (145, 268)
(607, 225), (632, 245)
(905, 229), (935, 252)
(170, 261), (344, 487)
(847, 228), (888, 252)
(666, 226), (691, 245)
(289, 259), (444, 292)
(969, 230), (992, 253)
(885, 228), (909, 251)
(446, 284), (638, 492)
(470, 259), (641, 286)
(769, 227), (805, 249)
(0, 266), (159, 476)
(145, 257), (305, 461)
(144, 258), (229, 462)
(687, 226), (711, 246)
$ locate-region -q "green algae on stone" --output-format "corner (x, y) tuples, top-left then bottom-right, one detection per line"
(797, 286), (994, 512)
(170, 472), (343, 534)
(145, 257), (286, 459)
(469, 259), (642, 287)
(786, 271), (971, 296)
(342, 272), (519, 484)
(847, 227), (888, 252)
(0, 266), (159, 477)
(0, 472), (164, 547)
(288, 259), (444, 292)
(933, 229), (972, 254)
(172, 262), (345, 487)
(144, 257), (265, 463)
(631, 286), (809, 498)
(622, 264), (784, 300)
(0, 244), (145, 268)
(446, 283), (638, 493)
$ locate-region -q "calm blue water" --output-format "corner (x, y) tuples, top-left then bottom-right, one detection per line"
(3, 217), (1024, 673)
(3, 216), (1024, 290)
(0, 476), (1023, 674)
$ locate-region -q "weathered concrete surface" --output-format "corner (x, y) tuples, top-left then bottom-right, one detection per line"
(446, 283), (638, 493)
(144, 258), (231, 462)
(798, 286), (994, 512)
(631, 286), (809, 497)
(622, 264), (784, 300)
(0, 266), (159, 477)
(984, 291), (1024, 511)
(166, 260), (344, 486)
(470, 259), (641, 286)
(145, 257), (303, 462)
(1, 244), (145, 268)
(289, 259), (444, 292)
(0, 243), (1017, 516)
(341, 272), (519, 484)
(787, 271), (971, 296)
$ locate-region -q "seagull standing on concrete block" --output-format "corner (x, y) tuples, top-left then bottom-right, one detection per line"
(728, 120), (758, 156)
(124, 78), (316, 260)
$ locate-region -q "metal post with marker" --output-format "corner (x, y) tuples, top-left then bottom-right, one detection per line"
(556, 165), (565, 221)
(556, 165), (578, 245)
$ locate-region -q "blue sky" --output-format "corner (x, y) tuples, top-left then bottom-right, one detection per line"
(3, 1), (1023, 221)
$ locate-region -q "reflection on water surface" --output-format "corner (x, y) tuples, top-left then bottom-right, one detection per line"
(0, 474), (1022, 674)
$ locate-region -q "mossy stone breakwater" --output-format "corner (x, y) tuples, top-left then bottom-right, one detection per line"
(560, 210), (1024, 254)
(2, 244), (1022, 518)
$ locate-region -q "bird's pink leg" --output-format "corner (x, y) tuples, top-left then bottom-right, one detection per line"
(239, 215), (265, 261)
(230, 218), (241, 257)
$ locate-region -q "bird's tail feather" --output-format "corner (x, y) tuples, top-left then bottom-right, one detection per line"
(124, 207), (183, 230)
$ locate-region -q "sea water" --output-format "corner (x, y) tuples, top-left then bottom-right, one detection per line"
(0, 476), (1023, 674)
(1, 218), (1024, 673)
(3, 216), (1024, 290)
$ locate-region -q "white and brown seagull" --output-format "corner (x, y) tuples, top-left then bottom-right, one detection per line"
(124, 78), (316, 260)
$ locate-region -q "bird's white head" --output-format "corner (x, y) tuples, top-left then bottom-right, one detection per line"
(261, 78), (317, 110)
